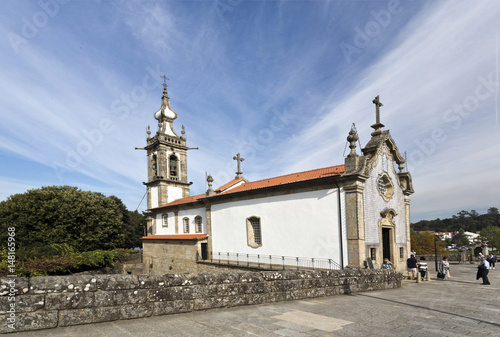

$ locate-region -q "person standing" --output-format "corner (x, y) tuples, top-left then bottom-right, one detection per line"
(488, 253), (496, 270)
(479, 256), (491, 285)
(407, 253), (418, 280)
(439, 256), (450, 280)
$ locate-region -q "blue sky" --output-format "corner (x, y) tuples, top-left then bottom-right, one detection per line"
(0, 0), (499, 222)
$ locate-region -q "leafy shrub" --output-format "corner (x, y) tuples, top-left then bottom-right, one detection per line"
(0, 248), (133, 277)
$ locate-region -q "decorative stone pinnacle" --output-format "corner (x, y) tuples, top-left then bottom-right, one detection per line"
(206, 174), (215, 196)
(146, 125), (151, 140)
(347, 127), (359, 157)
(181, 125), (186, 140)
(233, 153), (244, 179)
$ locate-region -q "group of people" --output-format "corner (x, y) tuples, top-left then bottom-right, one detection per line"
(381, 253), (430, 280)
(380, 252), (495, 285)
(406, 253), (431, 280)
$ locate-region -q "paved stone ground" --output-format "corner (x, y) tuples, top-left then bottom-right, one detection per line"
(9, 263), (500, 336)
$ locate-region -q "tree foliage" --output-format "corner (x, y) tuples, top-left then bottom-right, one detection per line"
(0, 245), (134, 277)
(0, 186), (145, 252)
(410, 229), (447, 255)
(479, 226), (500, 249)
(453, 229), (470, 247)
(411, 208), (500, 233)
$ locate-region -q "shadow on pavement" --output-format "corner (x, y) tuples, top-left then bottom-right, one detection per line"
(356, 293), (500, 328)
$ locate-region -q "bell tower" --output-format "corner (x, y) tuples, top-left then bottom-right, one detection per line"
(144, 78), (190, 216)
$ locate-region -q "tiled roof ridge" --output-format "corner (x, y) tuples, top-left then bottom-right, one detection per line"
(244, 164), (345, 184)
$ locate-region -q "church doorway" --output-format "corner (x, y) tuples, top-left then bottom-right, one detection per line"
(201, 243), (208, 260)
(382, 228), (391, 261)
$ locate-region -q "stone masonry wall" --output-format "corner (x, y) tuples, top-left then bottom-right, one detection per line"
(0, 269), (402, 333)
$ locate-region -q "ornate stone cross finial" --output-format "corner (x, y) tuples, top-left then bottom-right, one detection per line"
(161, 75), (169, 90)
(371, 95), (385, 135)
(233, 153), (245, 179)
(372, 95), (383, 124)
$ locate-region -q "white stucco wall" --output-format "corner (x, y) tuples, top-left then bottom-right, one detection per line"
(363, 146), (407, 244)
(154, 207), (206, 235)
(167, 186), (183, 203)
(178, 207), (207, 234)
(211, 188), (347, 266)
(151, 186), (158, 208)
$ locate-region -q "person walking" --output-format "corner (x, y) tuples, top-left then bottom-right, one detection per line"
(488, 253), (496, 270)
(407, 253), (418, 280)
(479, 256), (491, 285)
(439, 256), (450, 280)
(418, 256), (428, 280)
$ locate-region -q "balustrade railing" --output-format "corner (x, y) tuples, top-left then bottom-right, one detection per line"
(197, 251), (342, 270)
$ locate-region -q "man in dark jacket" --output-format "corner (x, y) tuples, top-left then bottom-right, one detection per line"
(407, 253), (418, 280)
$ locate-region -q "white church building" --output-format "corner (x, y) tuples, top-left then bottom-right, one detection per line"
(141, 84), (414, 273)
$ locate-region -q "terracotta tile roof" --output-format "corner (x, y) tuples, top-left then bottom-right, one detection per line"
(215, 177), (247, 192)
(216, 164), (345, 195)
(153, 164), (345, 209)
(153, 194), (205, 209)
(142, 234), (208, 240)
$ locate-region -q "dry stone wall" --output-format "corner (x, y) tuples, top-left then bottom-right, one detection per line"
(0, 269), (402, 333)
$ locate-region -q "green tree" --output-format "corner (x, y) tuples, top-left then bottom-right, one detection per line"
(487, 207), (499, 215)
(453, 229), (470, 248)
(480, 226), (500, 249)
(108, 195), (145, 249)
(0, 186), (127, 252)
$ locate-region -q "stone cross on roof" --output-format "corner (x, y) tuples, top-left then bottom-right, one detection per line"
(371, 95), (385, 135)
(373, 95), (383, 124)
(233, 153), (244, 179)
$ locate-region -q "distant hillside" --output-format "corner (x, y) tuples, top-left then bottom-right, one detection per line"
(411, 208), (499, 233)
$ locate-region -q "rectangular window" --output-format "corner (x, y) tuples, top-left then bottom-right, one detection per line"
(183, 217), (189, 233)
(246, 216), (262, 248)
(370, 248), (376, 261)
(400, 247), (404, 259)
(251, 218), (261, 245)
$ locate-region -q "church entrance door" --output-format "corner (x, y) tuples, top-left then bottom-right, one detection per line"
(201, 243), (208, 260)
(382, 228), (391, 260)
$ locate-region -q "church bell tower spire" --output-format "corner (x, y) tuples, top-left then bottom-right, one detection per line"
(143, 78), (191, 221)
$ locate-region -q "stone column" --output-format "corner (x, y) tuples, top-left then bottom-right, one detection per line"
(344, 181), (366, 268)
(404, 195), (411, 258)
(205, 203), (213, 260)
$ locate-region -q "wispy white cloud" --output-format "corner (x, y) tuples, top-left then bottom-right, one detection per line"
(0, 0), (498, 222)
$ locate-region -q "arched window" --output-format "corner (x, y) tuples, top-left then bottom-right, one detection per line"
(151, 154), (158, 176)
(183, 217), (189, 233)
(162, 214), (168, 227)
(195, 216), (203, 233)
(169, 154), (178, 177)
(246, 216), (262, 248)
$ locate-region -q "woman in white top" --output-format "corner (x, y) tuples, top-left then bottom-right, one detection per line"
(439, 256), (450, 280)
